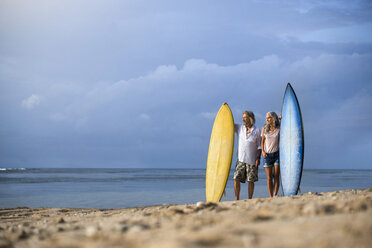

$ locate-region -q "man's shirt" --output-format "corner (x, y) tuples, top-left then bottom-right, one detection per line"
(235, 124), (262, 165)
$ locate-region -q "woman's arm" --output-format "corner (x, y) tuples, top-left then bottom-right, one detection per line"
(261, 135), (267, 158)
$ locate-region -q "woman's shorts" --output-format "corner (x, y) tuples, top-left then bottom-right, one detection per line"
(233, 161), (258, 183)
(263, 151), (279, 168)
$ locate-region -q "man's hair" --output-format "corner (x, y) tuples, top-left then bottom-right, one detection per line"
(243, 111), (255, 125)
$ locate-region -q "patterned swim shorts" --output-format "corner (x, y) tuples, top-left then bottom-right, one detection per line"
(233, 161), (258, 183)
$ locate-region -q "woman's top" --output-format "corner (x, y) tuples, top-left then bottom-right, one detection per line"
(262, 128), (279, 153)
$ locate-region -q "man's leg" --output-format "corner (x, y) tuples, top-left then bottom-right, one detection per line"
(234, 179), (241, 200)
(233, 161), (245, 201)
(248, 182), (254, 199)
(247, 164), (258, 199)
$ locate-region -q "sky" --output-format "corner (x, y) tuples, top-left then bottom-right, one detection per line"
(0, 0), (371, 169)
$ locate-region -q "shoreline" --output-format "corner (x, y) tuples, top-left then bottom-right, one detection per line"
(0, 188), (371, 248)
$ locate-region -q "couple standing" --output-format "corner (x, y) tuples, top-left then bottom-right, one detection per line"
(232, 108), (280, 200)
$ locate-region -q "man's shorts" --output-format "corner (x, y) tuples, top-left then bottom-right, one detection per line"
(263, 151), (280, 168)
(233, 161), (258, 183)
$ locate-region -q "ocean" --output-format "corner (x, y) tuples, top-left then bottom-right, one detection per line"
(0, 168), (371, 209)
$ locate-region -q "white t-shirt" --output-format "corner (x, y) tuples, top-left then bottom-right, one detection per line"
(235, 124), (262, 165)
(261, 128), (280, 153)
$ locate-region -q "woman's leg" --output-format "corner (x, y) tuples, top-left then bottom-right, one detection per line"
(265, 166), (273, 197)
(274, 165), (280, 196)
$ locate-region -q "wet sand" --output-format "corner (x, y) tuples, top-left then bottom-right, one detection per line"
(0, 188), (371, 248)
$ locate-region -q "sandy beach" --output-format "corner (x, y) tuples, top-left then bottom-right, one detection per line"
(0, 188), (371, 248)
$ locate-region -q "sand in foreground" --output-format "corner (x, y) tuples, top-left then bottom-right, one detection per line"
(0, 188), (371, 248)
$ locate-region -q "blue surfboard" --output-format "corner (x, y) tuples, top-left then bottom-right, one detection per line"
(279, 83), (304, 196)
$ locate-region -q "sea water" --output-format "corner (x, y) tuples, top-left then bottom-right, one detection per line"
(0, 168), (371, 209)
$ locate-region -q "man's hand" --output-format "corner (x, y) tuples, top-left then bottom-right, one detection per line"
(256, 149), (262, 167)
(255, 159), (260, 167)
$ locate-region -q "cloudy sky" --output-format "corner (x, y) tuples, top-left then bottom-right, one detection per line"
(1, 0), (371, 169)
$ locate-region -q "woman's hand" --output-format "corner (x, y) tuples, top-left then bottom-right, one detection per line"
(262, 151), (267, 158)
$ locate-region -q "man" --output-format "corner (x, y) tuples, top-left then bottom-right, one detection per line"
(234, 110), (262, 200)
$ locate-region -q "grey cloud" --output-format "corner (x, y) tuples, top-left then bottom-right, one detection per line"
(1, 53), (371, 168)
(283, 39), (372, 55)
(1, 0), (371, 169)
(21, 94), (42, 110)
(2, 0), (371, 83)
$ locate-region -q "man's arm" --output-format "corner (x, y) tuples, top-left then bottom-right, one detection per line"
(234, 124), (239, 133)
(256, 149), (262, 167)
(256, 130), (262, 166)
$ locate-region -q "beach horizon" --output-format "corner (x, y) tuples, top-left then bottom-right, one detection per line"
(0, 188), (371, 248)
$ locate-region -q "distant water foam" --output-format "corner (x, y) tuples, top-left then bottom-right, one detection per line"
(0, 168), (26, 171)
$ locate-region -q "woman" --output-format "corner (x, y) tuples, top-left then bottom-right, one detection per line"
(261, 112), (280, 197)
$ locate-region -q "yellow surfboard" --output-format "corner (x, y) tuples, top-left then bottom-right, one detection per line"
(206, 103), (235, 202)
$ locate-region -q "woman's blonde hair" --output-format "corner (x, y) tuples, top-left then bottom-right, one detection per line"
(263, 112), (280, 133)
